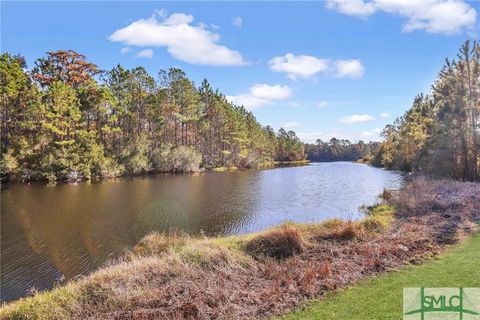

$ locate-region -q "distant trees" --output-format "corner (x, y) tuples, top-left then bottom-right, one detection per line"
(305, 138), (379, 162)
(373, 40), (480, 181)
(7, 42), (478, 183)
(275, 128), (305, 161)
(0, 50), (305, 183)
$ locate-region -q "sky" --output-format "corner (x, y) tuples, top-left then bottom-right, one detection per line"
(2, 0), (479, 143)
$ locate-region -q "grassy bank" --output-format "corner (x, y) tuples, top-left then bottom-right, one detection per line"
(211, 160), (309, 172)
(0, 206), (396, 320)
(1, 178), (479, 319)
(283, 233), (480, 320)
(273, 159), (310, 165)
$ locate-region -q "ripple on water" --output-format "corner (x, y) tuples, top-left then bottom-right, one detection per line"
(1, 162), (403, 301)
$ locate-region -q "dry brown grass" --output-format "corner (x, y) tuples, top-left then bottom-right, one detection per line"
(132, 232), (188, 256)
(245, 225), (308, 259)
(2, 176), (480, 320)
(315, 221), (365, 241)
(391, 176), (478, 216)
(390, 176), (480, 243)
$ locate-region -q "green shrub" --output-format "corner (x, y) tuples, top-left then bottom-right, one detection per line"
(151, 145), (201, 173)
(124, 152), (150, 175)
(150, 145), (172, 172)
(96, 157), (124, 178)
(170, 146), (201, 173)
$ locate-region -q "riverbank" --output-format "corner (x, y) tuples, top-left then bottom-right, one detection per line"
(1, 177), (479, 319)
(273, 159), (310, 165)
(2, 160), (310, 185)
(283, 232), (480, 319)
(212, 160), (310, 172)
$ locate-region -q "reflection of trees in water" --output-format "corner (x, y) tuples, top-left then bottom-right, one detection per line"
(1, 173), (261, 301)
(1, 207), (63, 302)
(141, 172), (261, 236)
(2, 180), (151, 301)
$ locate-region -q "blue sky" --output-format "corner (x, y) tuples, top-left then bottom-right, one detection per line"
(2, 1), (479, 142)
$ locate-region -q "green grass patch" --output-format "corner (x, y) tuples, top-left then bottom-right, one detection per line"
(0, 284), (77, 320)
(360, 204), (395, 233)
(282, 233), (480, 320)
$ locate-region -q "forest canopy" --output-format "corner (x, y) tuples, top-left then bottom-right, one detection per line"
(372, 40), (480, 181)
(0, 50), (305, 183)
(305, 139), (380, 163)
(2, 41), (479, 183)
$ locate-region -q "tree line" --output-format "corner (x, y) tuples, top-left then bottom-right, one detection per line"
(305, 138), (379, 162)
(5, 41), (474, 184)
(0, 50), (305, 183)
(372, 40), (480, 181)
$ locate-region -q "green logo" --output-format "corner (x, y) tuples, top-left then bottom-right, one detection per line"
(404, 288), (480, 320)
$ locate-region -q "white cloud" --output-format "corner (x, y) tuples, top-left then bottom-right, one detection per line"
(270, 53), (365, 80)
(282, 121), (300, 129)
(326, 0), (376, 19)
(227, 84), (292, 110)
(136, 49), (154, 58)
(226, 94), (266, 109)
(333, 59), (365, 79)
(380, 112), (392, 118)
(361, 127), (382, 138)
(339, 114), (375, 124)
(249, 84), (292, 100)
(326, 0), (476, 35)
(120, 47), (131, 54)
(317, 100), (329, 108)
(109, 11), (246, 66)
(297, 127), (382, 143)
(232, 16), (243, 27)
(269, 53), (330, 80)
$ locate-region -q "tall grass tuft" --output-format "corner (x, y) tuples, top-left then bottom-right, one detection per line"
(245, 225), (307, 259)
(316, 221), (365, 242)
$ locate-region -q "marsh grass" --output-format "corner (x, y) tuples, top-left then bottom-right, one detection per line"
(244, 225), (308, 259)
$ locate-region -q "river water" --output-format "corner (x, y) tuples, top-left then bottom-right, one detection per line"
(0, 162), (403, 302)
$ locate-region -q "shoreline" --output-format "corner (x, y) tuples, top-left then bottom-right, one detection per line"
(283, 233), (480, 319)
(1, 205), (395, 315)
(1, 160), (311, 186)
(2, 177), (478, 319)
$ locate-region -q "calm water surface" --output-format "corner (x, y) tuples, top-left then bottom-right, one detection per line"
(1, 162), (403, 301)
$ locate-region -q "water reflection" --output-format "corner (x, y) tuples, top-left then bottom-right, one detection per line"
(1, 162), (403, 301)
